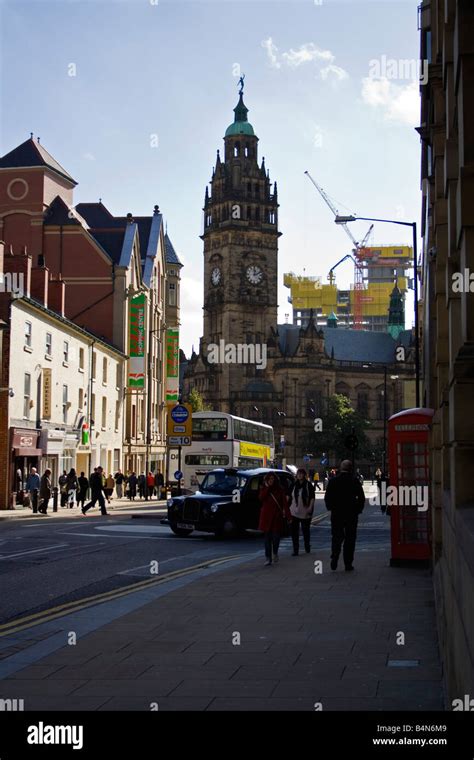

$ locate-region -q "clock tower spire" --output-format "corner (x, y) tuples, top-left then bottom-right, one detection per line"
(201, 86), (280, 407)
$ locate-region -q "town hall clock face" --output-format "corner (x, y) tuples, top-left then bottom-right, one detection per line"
(246, 265), (263, 285)
(211, 267), (221, 286)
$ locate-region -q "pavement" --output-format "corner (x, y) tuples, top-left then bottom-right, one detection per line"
(0, 496), (168, 520)
(0, 491), (445, 711)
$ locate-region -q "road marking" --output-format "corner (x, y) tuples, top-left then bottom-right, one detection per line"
(0, 554), (241, 637)
(0, 543), (68, 560)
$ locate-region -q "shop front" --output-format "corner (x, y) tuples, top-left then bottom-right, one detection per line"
(10, 427), (42, 506)
(38, 429), (79, 487)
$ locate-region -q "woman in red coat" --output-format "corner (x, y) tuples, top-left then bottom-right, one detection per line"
(258, 472), (292, 566)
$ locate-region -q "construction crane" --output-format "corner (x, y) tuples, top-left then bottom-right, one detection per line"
(304, 170), (373, 329)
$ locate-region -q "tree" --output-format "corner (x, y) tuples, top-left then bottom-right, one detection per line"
(303, 394), (372, 463)
(188, 387), (211, 412)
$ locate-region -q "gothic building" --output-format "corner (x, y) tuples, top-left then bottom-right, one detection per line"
(183, 90), (416, 467)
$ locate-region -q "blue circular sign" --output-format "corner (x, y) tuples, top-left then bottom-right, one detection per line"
(303, 455), (311, 463)
(174, 470), (183, 481)
(170, 405), (189, 424)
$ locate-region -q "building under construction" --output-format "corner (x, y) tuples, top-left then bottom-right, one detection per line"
(284, 244), (413, 333)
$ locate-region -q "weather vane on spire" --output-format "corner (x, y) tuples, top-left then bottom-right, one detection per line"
(238, 73), (245, 96)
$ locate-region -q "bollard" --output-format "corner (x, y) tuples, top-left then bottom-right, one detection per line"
(32, 489), (38, 514)
(52, 486), (58, 512)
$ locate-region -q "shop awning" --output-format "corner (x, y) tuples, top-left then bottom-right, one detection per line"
(14, 448), (43, 457)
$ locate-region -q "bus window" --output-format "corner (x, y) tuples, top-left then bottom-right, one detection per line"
(192, 418), (228, 440)
(185, 454), (229, 466)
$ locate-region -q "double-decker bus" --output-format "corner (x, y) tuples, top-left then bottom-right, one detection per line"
(182, 412), (275, 491)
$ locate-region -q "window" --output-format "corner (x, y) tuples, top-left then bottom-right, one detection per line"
(63, 341), (69, 363)
(357, 392), (369, 418)
(101, 397), (107, 429)
(116, 364), (122, 389)
(45, 332), (52, 356)
(62, 384), (68, 424)
(115, 401), (120, 431)
(23, 373), (31, 418)
(102, 357), (108, 384)
(92, 351), (96, 380)
(91, 393), (96, 427)
(24, 321), (32, 348)
(79, 347), (85, 371)
(78, 388), (84, 410)
(168, 282), (176, 306)
(376, 390), (385, 420)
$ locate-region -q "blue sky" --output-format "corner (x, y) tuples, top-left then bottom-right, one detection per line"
(1, 0), (421, 354)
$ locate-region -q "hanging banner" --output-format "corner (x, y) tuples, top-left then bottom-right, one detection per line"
(128, 293), (146, 389)
(42, 367), (52, 419)
(165, 328), (179, 402)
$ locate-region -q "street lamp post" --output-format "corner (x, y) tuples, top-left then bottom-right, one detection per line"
(335, 215), (420, 407)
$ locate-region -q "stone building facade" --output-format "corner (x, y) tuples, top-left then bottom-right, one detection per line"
(419, 0), (474, 703)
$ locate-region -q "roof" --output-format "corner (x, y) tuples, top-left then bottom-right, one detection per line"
(277, 323), (413, 364)
(15, 297), (127, 358)
(0, 137), (77, 185)
(164, 233), (182, 266)
(225, 93), (255, 137)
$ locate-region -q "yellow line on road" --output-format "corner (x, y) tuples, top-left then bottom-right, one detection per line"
(0, 555), (241, 638)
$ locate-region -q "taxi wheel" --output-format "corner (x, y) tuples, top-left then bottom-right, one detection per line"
(170, 523), (193, 537)
(215, 517), (240, 539)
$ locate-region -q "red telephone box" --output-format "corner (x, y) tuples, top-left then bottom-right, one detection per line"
(387, 408), (434, 566)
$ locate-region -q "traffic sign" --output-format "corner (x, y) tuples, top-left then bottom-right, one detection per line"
(174, 470), (183, 481)
(303, 455), (310, 463)
(320, 457), (328, 466)
(170, 404), (189, 424)
(168, 436), (191, 446)
(344, 434), (359, 451)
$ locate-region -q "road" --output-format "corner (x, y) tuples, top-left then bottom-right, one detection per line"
(0, 487), (388, 629)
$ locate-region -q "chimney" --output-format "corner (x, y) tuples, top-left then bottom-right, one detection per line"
(3, 246), (31, 299)
(30, 264), (49, 308)
(48, 275), (65, 317)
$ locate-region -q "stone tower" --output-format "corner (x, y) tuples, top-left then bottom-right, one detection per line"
(200, 87), (281, 407)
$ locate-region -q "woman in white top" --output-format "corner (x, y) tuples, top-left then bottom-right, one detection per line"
(289, 468), (315, 555)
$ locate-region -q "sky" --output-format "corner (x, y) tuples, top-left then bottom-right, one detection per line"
(0, 0), (422, 355)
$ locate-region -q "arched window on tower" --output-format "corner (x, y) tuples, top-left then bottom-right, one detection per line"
(247, 206), (252, 220)
(245, 143), (249, 157)
(234, 143), (240, 157)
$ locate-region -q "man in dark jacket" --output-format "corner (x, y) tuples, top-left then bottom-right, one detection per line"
(38, 470), (52, 515)
(82, 466), (108, 516)
(324, 459), (365, 571)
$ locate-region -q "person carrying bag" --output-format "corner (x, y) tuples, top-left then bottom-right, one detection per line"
(258, 473), (292, 566)
(289, 468), (315, 555)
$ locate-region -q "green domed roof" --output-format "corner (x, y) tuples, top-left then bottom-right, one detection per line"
(225, 121), (255, 137)
(225, 93), (255, 138)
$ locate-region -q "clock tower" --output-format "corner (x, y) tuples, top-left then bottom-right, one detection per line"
(202, 86), (280, 370)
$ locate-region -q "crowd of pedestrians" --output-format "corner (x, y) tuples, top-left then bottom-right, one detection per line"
(258, 460), (366, 570)
(20, 466), (167, 515)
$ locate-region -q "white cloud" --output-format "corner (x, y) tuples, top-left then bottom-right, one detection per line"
(282, 43), (334, 68)
(262, 38), (348, 83)
(83, 152), (96, 161)
(261, 37), (281, 69)
(320, 64), (349, 82)
(361, 77), (419, 126)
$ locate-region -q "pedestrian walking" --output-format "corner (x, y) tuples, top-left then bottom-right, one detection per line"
(105, 474), (115, 503)
(138, 473), (146, 499)
(146, 472), (155, 499)
(38, 469), (52, 514)
(82, 466), (108, 516)
(154, 470), (164, 499)
(114, 469), (124, 499)
(127, 472), (138, 501)
(324, 459), (365, 572)
(58, 470), (68, 508)
(289, 468), (315, 555)
(258, 472), (292, 566)
(77, 472), (89, 508)
(66, 468), (79, 508)
(25, 467), (40, 512)
(313, 471), (322, 491)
